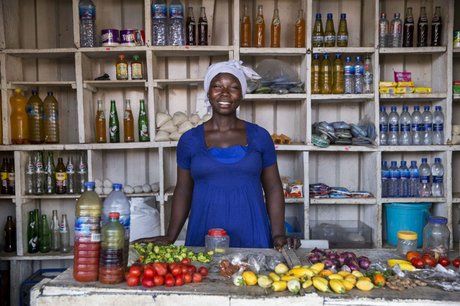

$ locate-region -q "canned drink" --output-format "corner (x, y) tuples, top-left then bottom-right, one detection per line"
(120, 29), (137, 46)
(454, 30), (460, 48)
(101, 29), (120, 47)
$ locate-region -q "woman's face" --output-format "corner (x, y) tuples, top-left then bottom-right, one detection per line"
(208, 73), (243, 115)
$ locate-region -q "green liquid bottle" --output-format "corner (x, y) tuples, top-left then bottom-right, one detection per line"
(27, 209), (39, 253)
(311, 53), (321, 94)
(336, 13), (349, 47)
(312, 13), (324, 47)
(332, 54), (344, 94)
(324, 13), (336, 47)
(138, 99), (150, 142)
(39, 214), (51, 253)
(109, 100), (120, 143)
(320, 53), (332, 94)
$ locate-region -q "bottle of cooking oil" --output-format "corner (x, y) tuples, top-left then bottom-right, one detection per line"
(336, 13), (349, 47)
(26, 90), (44, 144)
(43, 92), (59, 144)
(332, 53), (344, 94)
(312, 13), (324, 47)
(311, 53), (321, 94)
(320, 53), (332, 94)
(294, 9), (305, 48)
(324, 13), (336, 47)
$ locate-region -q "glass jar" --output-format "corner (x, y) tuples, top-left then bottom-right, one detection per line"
(397, 230), (417, 256)
(422, 216), (450, 257)
(205, 228), (229, 254)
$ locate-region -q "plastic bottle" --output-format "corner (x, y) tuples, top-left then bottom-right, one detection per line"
(422, 105), (433, 145)
(0, 159), (9, 194)
(3, 216), (16, 252)
(363, 56), (373, 94)
(431, 6), (442, 47)
(332, 54), (344, 94)
(123, 99), (134, 142)
(66, 156), (76, 194)
(402, 7), (414, 47)
(240, 3), (251, 47)
(60, 214), (71, 253)
(311, 53), (321, 94)
(320, 53), (332, 94)
(417, 7), (429, 47)
(353, 56), (364, 94)
(336, 13), (348, 47)
(43, 92), (59, 144)
(38, 214), (51, 253)
(423, 216), (449, 257)
(95, 99), (106, 143)
(432, 106), (444, 145)
(7, 158), (15, 195)
(378, 12), (389, 47)
(411, 105), (423, 145)
(130, 55), (143, 80)
(34, 152), (45, 195)
(379, 106), (389, 145)
(50, 210), (60, 251)
(116, 54), (129, 80)
(55, 157), (67, 194)
(324, 13), (335, 47)
(27, 209), (39, 253)
(151, 0), (167, 46)
(44, 152), (56, 194)
(343, 56), (355, 94)
(9, 88), (29, 144)
(270, 8), (281, 48)
(388, 106), (399, 145)
(419, 157), (432, 197)
(389, 12), (402, 47)
(103, 184), (130, 268)
(399, 161), (410, 197)
(185, 7), (196, 45)
(74, 182), (102, 282)
(168, 0), (185, 46)
(109, 100), (120, 143)
(431, 157), (444, 197)
(99, 212), (125, 284)
(138, 99), (150, 142)
(381, 160), (390, 197)
(198, 7), (208, 45)
(409, 160), (420, 197)
(25, 156), (35, 195)
(312, 13), (324, 47)
(26, 90), (44, 144)
(294, 9), (305, 48)
(79, 0), (96, 47)
(398, 105), (412, 145)
(77, 154), (88, 194)
(254, 5), (265, 48)
(389, 161), (400, 197)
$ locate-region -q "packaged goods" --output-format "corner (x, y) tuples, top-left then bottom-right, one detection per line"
(414, 87), (432, 94)
(379, 87), (396, 94)
(396, 81), (415, 87)
(395, 87), (414, 94)
(120, 29), (137, 46)
(379, 81), (397, 87)
(101, 29), (119, 46)
(394, 71), (412, 82)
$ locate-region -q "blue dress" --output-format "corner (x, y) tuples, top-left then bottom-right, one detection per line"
(177, 121), (277, 248)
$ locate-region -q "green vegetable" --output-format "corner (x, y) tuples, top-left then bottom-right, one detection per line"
(133, 243), (212, 264)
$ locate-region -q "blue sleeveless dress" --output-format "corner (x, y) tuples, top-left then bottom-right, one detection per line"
(176, 121), (277, 248)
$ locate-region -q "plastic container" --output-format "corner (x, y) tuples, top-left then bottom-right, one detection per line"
(397, 230), (417, 256)
(205, 228), (229, 254)
(9, 88), (29, 144)
(385, 202), (431, 247)
(20, 268), (65, 306)
(99, 212), (125, 284)
(310, 220), (372, 248)
(423, 216), (450, 257)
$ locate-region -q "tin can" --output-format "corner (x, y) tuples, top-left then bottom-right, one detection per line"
(101, 29), (120, 47)
(454, 31), (460, 48)
(120, 29), (137, 46)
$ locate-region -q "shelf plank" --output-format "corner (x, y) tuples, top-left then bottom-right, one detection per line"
(66, 142), (158, 150)
(274, 144), (308, 151)
(22, 195), (80, 200)
(380, 197), (446, 203)
(80, 46), (149, 58)
(244, 94), (307, 101)
(454, 94), (460, 101)
(311, 94), (374, 102)
(152, 45), (232, 57)
(239, 47), (306, 56)
(310, 198), (377, 205)
(8, 81), (76, 89)
(153, 79), (204, 88)
(84, 80), (147, 91)
(313, 47), (374, 54)
(0, 251), (74, 261)
(285, 198), (305, 204)
(379, 46), (447, 54)
(4, 48), (76, 58)
(380, 145), (449, 152)
(379, 93), (447, 101)
(99, 192), (159, 199)
(0, 196), (15, 200)
(308, 145), (377, 152)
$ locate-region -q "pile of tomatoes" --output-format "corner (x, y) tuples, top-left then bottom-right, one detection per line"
(406, 251), (460, 269)
(125, 257), (209, 288)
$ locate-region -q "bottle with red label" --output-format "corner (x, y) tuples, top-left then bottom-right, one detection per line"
(55, 157), (67, 194)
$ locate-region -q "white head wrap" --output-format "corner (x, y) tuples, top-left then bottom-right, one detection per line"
(203, 60), (261, 99)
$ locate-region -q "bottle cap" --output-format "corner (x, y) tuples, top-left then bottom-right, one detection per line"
(327, 13), (333, 19)
(414, 105), (420, 111)
(424, 105), (430, 111)
(112, 183), (123, 190)
(208, 228), (227, 236)
(341, 13), (346, 19)
(421, 157), (427, 163)
(380, 105), (386, 111)
(435, 106), (442, 111)
(85, 181), (96, 189)
(316, 13), (321, 19)
(434, 157), (441, 163)
(428, 216), (447, 225)
(402, 105), (408, 111)
(109, 212), (120, 219)
(400, 160), (406, 166)
(397, 230), (417, 240)
(133, 55), (139, 61)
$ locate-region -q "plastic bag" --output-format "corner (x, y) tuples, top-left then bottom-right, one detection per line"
(129, 197), (160, 242)
(254, 59), (300, 87)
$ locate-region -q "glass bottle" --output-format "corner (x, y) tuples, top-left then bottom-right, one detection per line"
(332, 53), (344, 94)
(55, 157), (67, 194)
(390, 13), (403, 47)
(363, 56), (374, 94)
(138, 99), (150, 142)
(50, 209), (60, 251)
(324, 13), (336, 47)
(116, 54), (129, 80)
(38, 214), (51, 253)
(95, 99), (107, 143)
(254, 5), (265, 47)
(423, 216), (449, 257)
(0, 158), (9, 194)
(402, 7), (414, 47)
(320, 53), (332, 94)
(311, 53), (321, 94)
(109, 100), (120, 143)
(7, 158), (15, 195)
(77, 154), (88, 194)
(417, 7), (428, 47)
(240, 2), (251, 47)
(378, 12), (389, 48)
(3, 215), (16, 252)
(336, 13), (348, 47)
(312, 13), (324, 47)
(185, 7), (196, 45)
(60, 214), (71, 253)
(25, 155), (35, 195)
(44, 152), (56, 194)
(431, 6), (442, 47)
(26, 90), (44, 144)
(66, 156), (76, 194)
(270, 8), (281, 48)
(35, 152), (45, 195)
(43, 91), (59, 144)
(130, 55), (143, 80)
(294, 9), (305, 48)
(9, 88), (29, 144)
(27, 209), (39, 253)
(198, 7), (208, 45)
(123, 99), (134, 142)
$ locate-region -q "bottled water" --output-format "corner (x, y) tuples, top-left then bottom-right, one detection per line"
(390, 12), (402, 47)
(419, 158), (432, 197)
(344, 56), (355, 94)
(432, 106), (444, 145)
(381, 161), (390, 197)
(152, 0), (167, 46)
(409, 160), (420, 197)
(354, 56), (364, 94)
(379, 106), (389, 145)
(168, 0), (185, 46)
(388, 106), (399, 145)
(431, 157), (444, 197)
(389, 161), (401, 197)
(79, 0), (96, 47)
(363, 56), (373, 93)
(398, 105), (412, 145)
(379, 12), (389, 47)
(411, 106), (423, 145)
(422, 106), (433, 145)
(399, 161), (410, 197)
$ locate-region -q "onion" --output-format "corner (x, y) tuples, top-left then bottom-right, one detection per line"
(308, 254), (321, 264)
(331, 259), (341, 268)
(323, 259), (334, 269)
(311, 247), (325, 256)
(348, 262), (360, 271)
(358, 256), (371, 270)
(338, 254), (347, 266)
(341, 265), (351, 272)
(326, 252), (338, 261)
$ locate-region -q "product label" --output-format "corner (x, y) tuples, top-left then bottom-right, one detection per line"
(433, 176), (443, 183)
(424, 123), (433, 132)
(109, 125), (119, 138)
(389, 123), (399, 132)
(420, 176), (430, 184)
(131, 63), (142, 79)
(379, 123), (388, 132)
(79, 4), (96, 19)
(312, 35), (324, 45)
(56, 172), (67, 186)
(400, 123), (411, 132)
(411, 123), (422, 132)
(1, 172), (8, 181)
(169, 4), (183, 19)
(433, 123), (444, 132)
(75, 217), (101, 242)
(336, 34), (348, 44)
(324, 35), (335, 45)
(116, 63), (128, 79)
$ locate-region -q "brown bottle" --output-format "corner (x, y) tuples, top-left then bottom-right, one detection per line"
(4, 216), (16, 252)
(417, 6), (428, 47)
(198, 7), (208, 45)
(294, 9), (306, 48)
(270, 8), (281, 48)
(254, 5), (265, 47)
(55, 157), (67, 194)
(185, 7), (196, 45)
(402, 7), (414, 47)
(8, 158), (15, 195)
(431, 6), (442, 46)
(0, 158), (9, 194)
(240, 2), (251, 47)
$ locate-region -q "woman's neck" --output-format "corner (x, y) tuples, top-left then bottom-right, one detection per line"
(206, 115), (241, 131)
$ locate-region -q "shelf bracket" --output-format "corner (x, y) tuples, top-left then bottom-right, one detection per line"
(83, 83), (97, 93)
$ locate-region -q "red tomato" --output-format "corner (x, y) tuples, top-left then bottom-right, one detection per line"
(171, 266), (182, 276)
(406, 251), (421, 262)
(129, 266), (142, 278)
(186, 265), (197, 274)
(153, 275), (164, 286)
(183, 273), (193, 283)
(181, 265), (188, 274)
(153, 262), (167, 276)
(411, 257), (425, 269)
(141, 276), (154, 288)
(453, 258), (460, 268)
(422, 255), (437, 267)
(165, 275), (175, 287)
(168, 263), (179, 272)
(175, 274), (184, 286)
(198, 266), (208, 277)
(192, 272), (203, 283)
(181, 258), (191, 265)
(438, 257), (450, 267)
(126, 275), (139, 287)
(143, 266), (156, 278)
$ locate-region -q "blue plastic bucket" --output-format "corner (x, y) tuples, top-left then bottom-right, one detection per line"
(384, 203), (431, 247)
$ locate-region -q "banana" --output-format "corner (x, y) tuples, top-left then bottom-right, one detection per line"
(387, 259), (416, 271)
(312, 276), (330, 292)
(328, 274), (344, 280)
(398, 263), (416, 271)
(288, 267), (314, 278)
(329, 279), (346, 294)
(269, 272), (281, 282)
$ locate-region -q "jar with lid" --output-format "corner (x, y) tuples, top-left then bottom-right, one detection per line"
(423, 216), (450, 257)
(205, 228), (229, 254)
(397, 230), (417, 256)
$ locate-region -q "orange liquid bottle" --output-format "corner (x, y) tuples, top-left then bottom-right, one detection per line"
(254, 5), (265, 47)
(240, 2), (251, 47)
(95, 99), (107, 143)
(294, 9), (306, 48)
(270, 8), (281, 48)
(9, 88), (29, 144)
(123, 99), (134, 142)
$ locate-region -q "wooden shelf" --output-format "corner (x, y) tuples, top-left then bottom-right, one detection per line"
(380, 197), (446, 203)
(379, 93), (447, 101)
(80, 46), (148, 58)
(245, 94), (307, 101)
(310, 198), (377, 205)
(153, 79), (203, 88)
(152, 45), (232, 57)
(239, 47), (306, 56)
(4, 48), (76, 58)
(84, 80), (147, 92)
(379, 46), (447, 54)
(380, 145), (449, 152)
(311, 94), (375, 102)
(313, 47), (375, 54)
(8, 81), (76, 89)
(308, 145), (377, 152)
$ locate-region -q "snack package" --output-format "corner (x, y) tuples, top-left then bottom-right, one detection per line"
(379, 87), (396, 94)
(394, 71), (412, 82)
(396, 81), (415, 87)
(379, 81), (397, 87)
(395, 87), (415, 94)
(414, 87), (433, 94)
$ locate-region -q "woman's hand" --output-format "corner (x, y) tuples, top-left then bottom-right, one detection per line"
(132, 235), (173, 245)
(273, 235), (301, 251)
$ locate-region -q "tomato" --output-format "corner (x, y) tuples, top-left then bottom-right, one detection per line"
(175, 274), (185, 286)
(129, 266), (142, 278)
(186, 264), (197, 274)
(153, 262), (167, 276)
(192, 272), (203, 283)
(171, 266), (182, 277)
(168, 263), (179, 272)
(141, 276), (154, 288)
(411, 257), (425, 269)
(124, 271), (130, 281)
(438, 257), (450, 267)
(181, 265), (188, 274)
(198, 266), (208, 277)
(181, 258), (191, 265)
(153, 275), (164, 286)
(183, 273), (193, 283)
(126, 275), (140, 287)
(406, 251), (421, 261)
(422, 255), (437, 267)
(143, 266), (156, 278)
(453, 258), (460, 268)
(165, 275), (175, 287)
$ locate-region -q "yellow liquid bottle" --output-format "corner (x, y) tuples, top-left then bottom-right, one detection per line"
(9, 88), (29, 144)
(324, 13), (336, 47)
(337, 13), (349, 47)
(320, 53), (332, 94)
(294, 9), (306, 48)
(254, 5), (265, 47)
(123, 99), (134, 142)
(312, 13), (324, 47)
(270, 8), (281, 48)
(332, 54), (344, 94)
(311, 53), (321, 94)
(240, 2), (251, 47)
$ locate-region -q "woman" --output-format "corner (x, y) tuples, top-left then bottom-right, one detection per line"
(140, 60), (299, 250)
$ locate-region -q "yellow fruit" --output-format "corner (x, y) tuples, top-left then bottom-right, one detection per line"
(319, 269), (333, 277)
(274, 263), (289, 275)
(387, 259), (411, 267)
(269, 272), (281, 282)
(328, 274), (344, 280)
(310, 262), (325, 274)
(344, 275), (357, 285)
(302, 279), (313, 289)
(272, 280), (287, 292)
(337, 271), (351, 277)
(356, 279), (374, 291)
(289, 267), (313, 278)
(312, 276), (329, 292)
(257, 275), (273, 289)
(341, 279), (355, 291)
(242, 271), (258, 286)
(398, 263), (416, 271)
(329, 279), (346, 294)
(281, 275), (299, 282)
(351, 270), (364, 278)
(358, 276), (372, 282)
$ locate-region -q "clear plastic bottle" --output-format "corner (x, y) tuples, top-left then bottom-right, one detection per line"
(34, 152), (45, 195)
(312, 13), (324, 47)
(381, 160), (390, 197)
(409, 160), (420, 197)
(73, 182), (102, 282)
(270, 8), (281, 48)
(99, 212), (125, 284)
(26, 90), (44, 144)
(151, 0), (167, 46)
(254, 5), (265, 48)
(402, 7), (414, 47)
(50, 210), (60, 251)
(431, 6), (442, 47)
(353, 56), (364, 94)
(77, 154), (88, 194)
(378, 12), (389, 47)
(419, 157), (432, 197)
(379, 106), (389, 145)
(185, 7), (196, 45)
(431, 157), (444, 197)
(388, 106), (399, 145)
(25, 155), (35, 194)
(60, 213), (70, 253)
(79, 0), (96, 47)
(336, 13), (348, 47)
(324, 13), (335, 47)
(311, 53), (321, 94)
(423, 216), (449, 257)
(432, 106), (444, 145)
(66, 156), (76, 194)
(332, 54), (344, 94)
(240, 3), (251, 47)
(343, 56), (355, 94)
(168, 0), (185, 46)
(399, 160), (410, 197)
(411, 106), (423, 145)
(398, 105), (412, 145)
(390, 12), (402, 47)
(43, 92), (59, 144)
(389, 161), (400, 197)
(363, 56), (373, 93)
(9, 88), (29, 144)
(417, 6), (429, 47)
(422, 105), (433, 145)
(320, 53), (332, 94)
